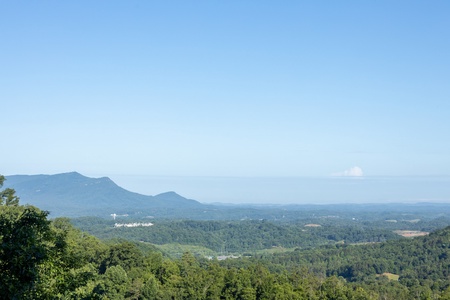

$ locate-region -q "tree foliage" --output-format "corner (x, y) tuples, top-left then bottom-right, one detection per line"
(0, 176), (53, 298)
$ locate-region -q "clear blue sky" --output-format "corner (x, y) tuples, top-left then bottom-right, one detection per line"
(1, 1), (450, 203)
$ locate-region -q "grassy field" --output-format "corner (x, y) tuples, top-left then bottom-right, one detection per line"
(394, 230), (429, 237)
(378, 273), (400, 281)
(148, 242), (298, 259)
(253, 246), (298, 255)
(152, 243), (218, 258)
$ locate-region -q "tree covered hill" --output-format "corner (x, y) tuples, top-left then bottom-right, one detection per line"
(245, 225), (450, 298)
(4, 172), (202, 217)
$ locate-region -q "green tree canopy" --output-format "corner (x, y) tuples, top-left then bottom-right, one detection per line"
(0, 175), (53, 299)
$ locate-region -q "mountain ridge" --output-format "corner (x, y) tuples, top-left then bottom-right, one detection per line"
(4, 172), (203, 217)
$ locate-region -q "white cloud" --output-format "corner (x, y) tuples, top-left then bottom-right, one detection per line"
(332, 166), (364, 177)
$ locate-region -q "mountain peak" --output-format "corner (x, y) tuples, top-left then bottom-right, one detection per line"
(157, 191), (181, 197)
(59, 171), (83, 177)
(154, 191), (202, 207)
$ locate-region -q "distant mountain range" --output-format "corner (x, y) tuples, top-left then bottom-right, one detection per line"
(5, 172), (450, 221)
(4, 172), (203, 217)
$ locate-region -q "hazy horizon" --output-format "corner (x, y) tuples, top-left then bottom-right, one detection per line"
(2, 2), (449, 201)
(7, 172), (450, 205)
(94, 174), (450, 205)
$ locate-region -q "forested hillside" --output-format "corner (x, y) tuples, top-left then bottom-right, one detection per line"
(244, 227), (450, 299)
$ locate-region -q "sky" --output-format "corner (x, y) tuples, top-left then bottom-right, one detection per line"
(1, 1), (450, 203)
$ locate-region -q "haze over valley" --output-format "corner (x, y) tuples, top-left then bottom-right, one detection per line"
(109, 173), (450, 205)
